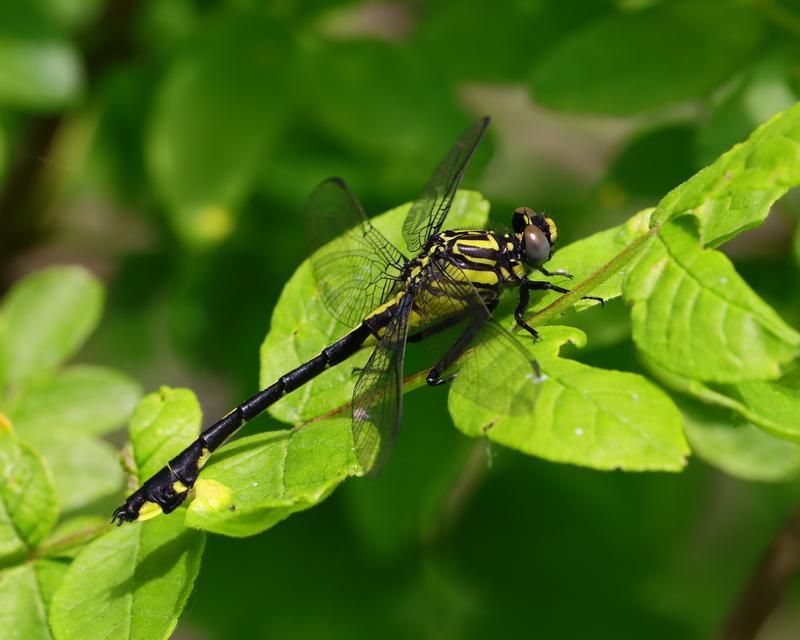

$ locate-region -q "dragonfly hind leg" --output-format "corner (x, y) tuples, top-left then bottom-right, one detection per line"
(426, 317), (485, 387)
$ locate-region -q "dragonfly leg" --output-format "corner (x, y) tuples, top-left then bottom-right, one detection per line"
(525, 279), (605, 306)
(514, 284), (539, 340)
(537, 266), (573, 279)
(426, 317), (485, 386)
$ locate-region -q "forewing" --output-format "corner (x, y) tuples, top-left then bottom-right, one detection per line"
(416, 259), (540, 417)
(402, 117), (489, 253)
(351, 295), (412, 474)
(306, 177), (407, 328)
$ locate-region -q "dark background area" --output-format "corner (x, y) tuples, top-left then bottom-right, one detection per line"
(3, 1), (800, 637)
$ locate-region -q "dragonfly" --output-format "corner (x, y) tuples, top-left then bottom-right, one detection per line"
(112, 116), (602, 525)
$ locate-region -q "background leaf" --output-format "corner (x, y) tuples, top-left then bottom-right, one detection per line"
(0, 266), (102, 387)
(682, 398), (800, 482)
(146, 15), (293, 246)
(0, 426), (58, 563)
(0, 560), (68, 640)
(7, 365), (141, 437)
(531, 1), (762, 115)
(0, 3), (83, 110)
(24, 432), (122, 513)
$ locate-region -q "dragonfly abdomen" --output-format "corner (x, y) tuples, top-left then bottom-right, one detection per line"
(111, 321), (375, 524)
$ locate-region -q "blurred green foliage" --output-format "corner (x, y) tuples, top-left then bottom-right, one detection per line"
(2, 0), (800, 638)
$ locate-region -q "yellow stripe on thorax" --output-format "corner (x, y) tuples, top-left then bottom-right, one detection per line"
(450, 235), (500, 267)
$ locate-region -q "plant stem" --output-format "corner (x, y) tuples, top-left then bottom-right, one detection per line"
(526, 223), (657, 327)
(720, 502), (800, 640)
(29, 523), (111, 561)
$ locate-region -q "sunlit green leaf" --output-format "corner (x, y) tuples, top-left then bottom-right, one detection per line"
(0, 426), (58, 562)
(186, 418), (360, 536)
(652, 101), (800, 246)
(261, 191), (490, 424)
(449, 326), (689, 471)
(531, 2), (762, 115)
(8, 365), (141, 437)
(626, 218), (800, 382)
(50, 516), (205, 640)
(128, 387), (201, 481)
(1, 266), (103, 387)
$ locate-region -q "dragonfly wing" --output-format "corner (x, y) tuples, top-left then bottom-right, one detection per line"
(415, 258), (540, 417)
(351, 294), (412, 474)
(306, 177), (407, 328)
(402, 117), (489, 254)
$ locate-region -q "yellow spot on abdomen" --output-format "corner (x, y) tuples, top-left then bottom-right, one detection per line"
(136, 501), (164, 522)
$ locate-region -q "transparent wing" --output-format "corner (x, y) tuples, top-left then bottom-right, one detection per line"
(415, 258), (540, 417)
(306, 177), (407, 329)
(402, 117), (490, 253)
(351, 295), (412, 474)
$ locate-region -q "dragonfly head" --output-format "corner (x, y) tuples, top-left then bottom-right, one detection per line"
(512, 207), (558, 266)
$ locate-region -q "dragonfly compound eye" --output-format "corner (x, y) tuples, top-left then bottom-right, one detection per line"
(512, 207), (535, 233)
(523, 224), (551, 264)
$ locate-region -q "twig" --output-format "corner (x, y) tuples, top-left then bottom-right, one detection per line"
(720, 502), (800, 640)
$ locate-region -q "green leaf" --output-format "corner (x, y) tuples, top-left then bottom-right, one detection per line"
(186, 417), (360, 537)
(626, 217), (800, 382)
(682, 399), (800, 482)
(531, 2), (762, 115)
(128, 387), (201, 481)
(146, 16), (292, 246)
(49, 515), (205, 640)
(24, 431), (123, 513)
(411, 0), (608, 85)
(0, 559), (68, 640)
(0, 3), (83, 109)
(652, 101), (800, 246)
(0, 426), (58, 563)
(306, 39), (467, 162)
(449, 326), (689, 471)
(260, 191), (490, 424)
(1, 266), (103, 387)
(8, 365), (141, 437)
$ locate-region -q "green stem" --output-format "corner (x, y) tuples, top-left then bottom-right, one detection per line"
(526, 224), (657, 327)
(29, 523), (111, 561)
